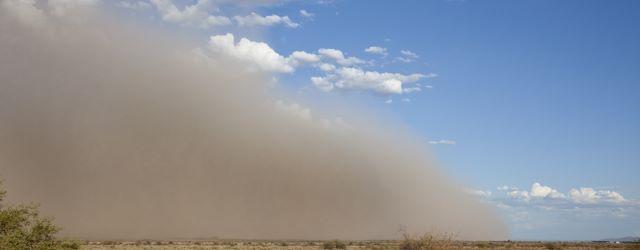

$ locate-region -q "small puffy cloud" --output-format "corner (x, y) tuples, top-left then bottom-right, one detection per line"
(205, 15), (232, 26)
(318, 48), (365, 66)
(116, 1), (151, 10)
(310, 67), (426, 95)
(299, 9), (314, 18)
(317, 63), (336, 72)
(428, 139), (456, 145)
(403, 86), (421, 93)
(208, 33), (294, 73)
(396, 49), (419, 63)
(508, 190), (531, 201)
(530, 182), (565, 199)
(311, 76), (334, 92)
(384, 99), (393, 104)
(400, 49), (419, 58)
(569, 188), (599, 204)
(505, 183), (565, 202)
(364, 46), (388, 57)
(288, 51), (320, 65)
(569, 188), (626, 204)
(150, 0), (231, 28)
(234, 12), (299, 28)
(467, 189), (492, 198)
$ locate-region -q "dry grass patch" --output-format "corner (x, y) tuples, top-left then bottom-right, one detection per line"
(399, 232), (462, 250)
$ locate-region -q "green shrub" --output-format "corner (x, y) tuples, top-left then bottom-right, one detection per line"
(322, 240), (347, 249)
(474, 242), (490, 248)
(0, 180), (78, 249)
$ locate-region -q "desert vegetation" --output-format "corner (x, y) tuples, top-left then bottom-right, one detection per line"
(76, 240), (639, 250)
(0, 180), (79, 249)
(399, 232), (461, 250)
(1, 180), (637, 250)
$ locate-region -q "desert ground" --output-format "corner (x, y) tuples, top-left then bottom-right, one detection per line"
(78, 240), (640, 250)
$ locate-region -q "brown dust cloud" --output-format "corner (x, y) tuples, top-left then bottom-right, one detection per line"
(0, 2), (507, 241)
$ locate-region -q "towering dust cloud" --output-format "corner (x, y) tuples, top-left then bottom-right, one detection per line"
(0, 2), (506, 240)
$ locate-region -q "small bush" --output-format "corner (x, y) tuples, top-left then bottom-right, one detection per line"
(543, 242), (563, 250)
(399, 232), (461, 250)
(0, 180), (79, 249)
(101, 240), (119, 245)
(59, 240), (82, 249)
(0, 181), (80, 249)
(322, 240), (347, 249)
(474, 242), (490, 248)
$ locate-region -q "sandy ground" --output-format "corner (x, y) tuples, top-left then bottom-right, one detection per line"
(79, 240), (640, 250)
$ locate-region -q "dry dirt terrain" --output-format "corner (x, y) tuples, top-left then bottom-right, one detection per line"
(79, 240), (640, 250)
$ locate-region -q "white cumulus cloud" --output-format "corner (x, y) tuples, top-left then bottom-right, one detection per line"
(396, 49), (419, 63)
(317, 63), (336, 72)
(508, 190), (531, 201)
(467, 189), (492, 198)
(495, 182), (638, 220)
(403, 86), (421, 93)
(318, 48), (365, 66)
(199, 33), (431, 97)
(299, 9), (314, 18)
(208, 33), (294, 73)
(569, 187), (626, 204)
(288, 51), (320, 65)
(400, 49), (419, 58)
(530, 182), (565, 199)
(364, 46), (388, 57)
(234, 12), (299, 28)
(310, 67), (426, 95)
(502, 182), (629, 206)
(310, 76), (334, 92)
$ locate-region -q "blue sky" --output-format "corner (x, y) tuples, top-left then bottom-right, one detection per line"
(110, 0), (640, 240)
